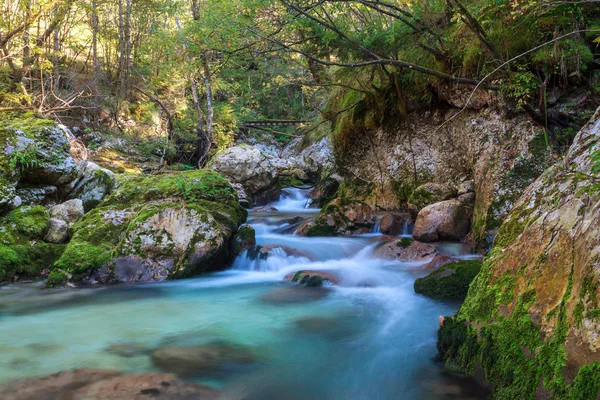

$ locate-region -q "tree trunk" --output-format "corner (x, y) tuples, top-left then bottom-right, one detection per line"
(91, 0), (99, 78)
(118, 0), (126, 97)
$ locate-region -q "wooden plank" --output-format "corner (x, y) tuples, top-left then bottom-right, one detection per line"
(241, 120), (306, 127)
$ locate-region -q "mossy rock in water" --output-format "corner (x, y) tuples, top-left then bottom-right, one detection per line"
(414, 260), (482, 300)
(0, 205), (65, 283)
(302, 197), (375, 236)
(55, 170), (247, 284)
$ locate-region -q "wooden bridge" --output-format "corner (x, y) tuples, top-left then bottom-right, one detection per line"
(241, 120), (306, 127)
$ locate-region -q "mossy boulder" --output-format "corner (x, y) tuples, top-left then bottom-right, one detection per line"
(67, 161), (116, 211)
(0, 113), (80, 198)
(55, 170), (247, 284)
(232, 224), (256, 255)
(437, 108), (600, 398)
(408, 182), (457, 218)
(414, 260), (482, 300)
(300, 198), (375, 236)
(0, 205), (65, 283)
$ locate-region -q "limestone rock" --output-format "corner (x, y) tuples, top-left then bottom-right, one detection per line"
(284, 270), (340, 286)
(50, 199), (85, 226)
(0, 369), (121, 400)
(373, 237), (437, 262)
(15, 185), (57, 205)
(413, 199), (472, 242)
(44, 218), (69, 243)
(208, 145), (280, 205)
(55, 170), (247, 285)
(151, 344), (258, 377)
(67, 161), (115, 211)
(437, 107), (600, 398)
(68, 373), (219, 400)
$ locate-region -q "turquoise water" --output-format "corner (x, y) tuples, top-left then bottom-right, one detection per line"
(0, 189), (486, 399)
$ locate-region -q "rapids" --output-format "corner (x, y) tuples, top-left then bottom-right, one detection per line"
(0, 188), (487, 399)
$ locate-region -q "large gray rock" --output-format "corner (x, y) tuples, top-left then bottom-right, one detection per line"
(44, 218), (69, 243)
(50, 199), (85, 226)
(413, 199), (472, 242)
(15, 185), (57, 205)
(208, 145), (280, 205)
(67, 161), (115, 211)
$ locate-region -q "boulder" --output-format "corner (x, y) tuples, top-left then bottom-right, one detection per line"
(373, 238), (437, 262)
(233, 224), (256, 255)
(379, 213), (410, 235)
(0, 178), (20, 213)
(15, 185), (57, 205)
(54, 170), (247, 284)
(414, 259), (482, 299)
(44, 218), (69, 244)
(0, 368), (121, 400)
(413, 199), (472, 242)
(231, 182), (251, 208)
(49, 199), (85, 226)
(301, 198), (375, 236)
(408, 182), (457, 218)
(309, 179), (339, 208)
(284, 270), (340, 286)
(208, 145), (280, 205)
(151, 344), (258, 377)
(260, 285), (331, 304)
(67, 373), (219, 400)
(67, 161), (116, 211)
(250, 244), (314, 261)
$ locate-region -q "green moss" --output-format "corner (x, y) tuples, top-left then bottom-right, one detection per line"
(0, 245), (19, 282)
(414, 260), (482, 300)
(306, 275), (326, 287)
(437, 317), (480, 374)
(494, 205), (532, 248)
(5, 205), (50, 239)
(237, 225), (256, 242)
(570, 363), (600, 400)
(396, 238), (414, 248)
(46, 269), (69, 287)
(292, 270), (304, 283)
(305, 224), (338, 237)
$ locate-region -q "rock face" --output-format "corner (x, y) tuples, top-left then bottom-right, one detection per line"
(413, 199), (473, 242)
(300, 198), (375, 236)
(414, 259), (482, 299)
(437, 108), (600, 398)
(333, 106), (552, 244)
(208, 144), (280, 205)
(54, 170), (246, 284)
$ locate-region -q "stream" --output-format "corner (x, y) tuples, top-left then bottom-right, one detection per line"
(0, 188), (487, 399)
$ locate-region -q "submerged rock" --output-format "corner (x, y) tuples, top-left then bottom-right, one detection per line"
(414, 259), (482, 299)
(373, 238), (436, 262)
(284, 270), (340, 286)
(260, 285), (331, 304)
(54, 170), (247, 284)
(105, 342), (148, 358)
(0, 368), (121, 400)
(68, 373), (219, 400)
(151, 343), (259, 377)
(413, 199), (472, 242)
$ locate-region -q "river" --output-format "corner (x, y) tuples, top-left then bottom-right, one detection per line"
(0, 188), (487, 399)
